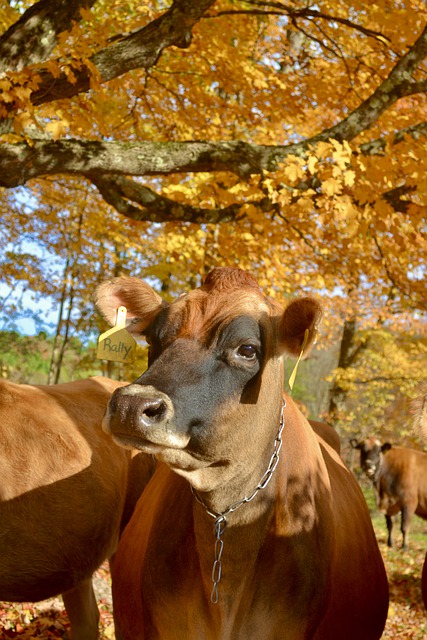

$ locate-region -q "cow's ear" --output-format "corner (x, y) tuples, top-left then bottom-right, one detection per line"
(382, 443), (392, 453)
(95, 277), (165, 335)
(279, 297), (322, 357)
(350, 438), (362, 450)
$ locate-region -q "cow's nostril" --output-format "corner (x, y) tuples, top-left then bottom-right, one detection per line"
(142, 399), (168, 423)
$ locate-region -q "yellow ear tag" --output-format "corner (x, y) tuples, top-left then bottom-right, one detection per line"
(288, 328), (310, 391)
(97, 306), (136, 363)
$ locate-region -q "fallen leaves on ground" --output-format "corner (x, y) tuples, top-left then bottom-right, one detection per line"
(375, 529), (426, 640)
(0, 564), (115, 639)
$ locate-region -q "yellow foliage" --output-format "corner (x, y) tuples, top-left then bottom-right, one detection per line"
(0, 0), (426, 377)
(322, 178), (342, 197)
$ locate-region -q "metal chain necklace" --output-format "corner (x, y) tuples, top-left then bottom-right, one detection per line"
(191, 399), (286, 604)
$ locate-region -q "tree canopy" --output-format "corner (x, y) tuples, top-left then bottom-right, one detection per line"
(1, 1), (426, 313)
(0, 0), (426, 432)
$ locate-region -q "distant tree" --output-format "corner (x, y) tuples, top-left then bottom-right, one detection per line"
(0, 330), (102, 383)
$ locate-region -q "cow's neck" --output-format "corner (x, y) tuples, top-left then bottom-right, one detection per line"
(192, 393), (285, 505)
(191, 398), (286, 606)
(192, 480), (279, 616)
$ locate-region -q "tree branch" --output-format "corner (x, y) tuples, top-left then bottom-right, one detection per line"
(1, 110), (427, 190)
(0, 139), (275, 187)
(211, 3), (391, 44)
(0, 0), (97, 73)
(90, 174), (250, 224)
(360, 122), (427, 155)
(306, 24), (427, 145)
(4, 0), (216, 109)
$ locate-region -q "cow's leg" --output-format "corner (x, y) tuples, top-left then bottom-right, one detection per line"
(62, 578), (100, 640)
(400, 505), (413, 549)
(385, 514), (393, 547)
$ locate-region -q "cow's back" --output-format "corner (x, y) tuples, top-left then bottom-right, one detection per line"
(0, 376), (131, 601)
(310, 420), (341, 454)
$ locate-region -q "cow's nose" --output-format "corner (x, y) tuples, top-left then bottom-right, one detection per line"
(104, 385), (175, 435)
(103, 385), (190, 450)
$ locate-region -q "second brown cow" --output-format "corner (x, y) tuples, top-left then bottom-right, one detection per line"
(0, 376), (156, 640)
(350, 437), (427, 549)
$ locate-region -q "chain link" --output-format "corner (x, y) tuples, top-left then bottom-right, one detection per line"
(191, 400), (286, 603)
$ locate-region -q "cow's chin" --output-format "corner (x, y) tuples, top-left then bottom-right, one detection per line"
(109, 432), (225, 488)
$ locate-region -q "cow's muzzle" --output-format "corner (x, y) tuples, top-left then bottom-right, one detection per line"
(363, 462), (377, 478)
(102, 384), (189, 450)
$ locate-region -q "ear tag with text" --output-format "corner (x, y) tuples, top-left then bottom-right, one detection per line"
(97, 306), (136, 363)
(288, 328), (310, 391)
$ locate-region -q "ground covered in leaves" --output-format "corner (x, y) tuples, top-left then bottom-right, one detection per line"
(374, 520), (426, 639)
(0, 563), (115, 639)
(0, 494), (425, 638)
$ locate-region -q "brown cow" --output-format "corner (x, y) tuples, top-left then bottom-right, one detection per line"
(350, 437), (427, 549)
(0, 376), (156, 640)
(411, 387), (427, 609)
(96, 267), (389, 640)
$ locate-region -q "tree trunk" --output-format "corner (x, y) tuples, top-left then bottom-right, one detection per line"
(328, 317), (367, 427)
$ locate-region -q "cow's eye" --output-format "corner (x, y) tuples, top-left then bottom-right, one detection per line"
(236, 344), (257, 360)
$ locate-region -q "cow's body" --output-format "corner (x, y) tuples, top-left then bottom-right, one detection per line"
(0, 376), (156, 640)
(96, 267), (388, 640)
(351, 438), (427, 548)
(411, 388), (427, 608)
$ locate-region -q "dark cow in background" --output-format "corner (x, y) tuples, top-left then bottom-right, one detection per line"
(350, 437), (427, 549)
(0, 376), (156, 640)
(96, 266), (388, 640)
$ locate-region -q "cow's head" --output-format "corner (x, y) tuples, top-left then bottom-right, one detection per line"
(350, 438), (392, 479)
(96, 267), (321, 491)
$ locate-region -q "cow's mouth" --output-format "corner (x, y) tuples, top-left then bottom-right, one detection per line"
(111, 429), (191, 452)
(110, 432), (170, 453)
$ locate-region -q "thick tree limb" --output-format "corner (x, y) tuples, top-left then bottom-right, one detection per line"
(2, 109), (427, 190)
(0, 0), (97, 73)
(0, 139), (278, 187)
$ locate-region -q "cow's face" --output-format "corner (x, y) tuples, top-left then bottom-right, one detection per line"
(96, 268), (321, 491)
(350, 438), (391, 478)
